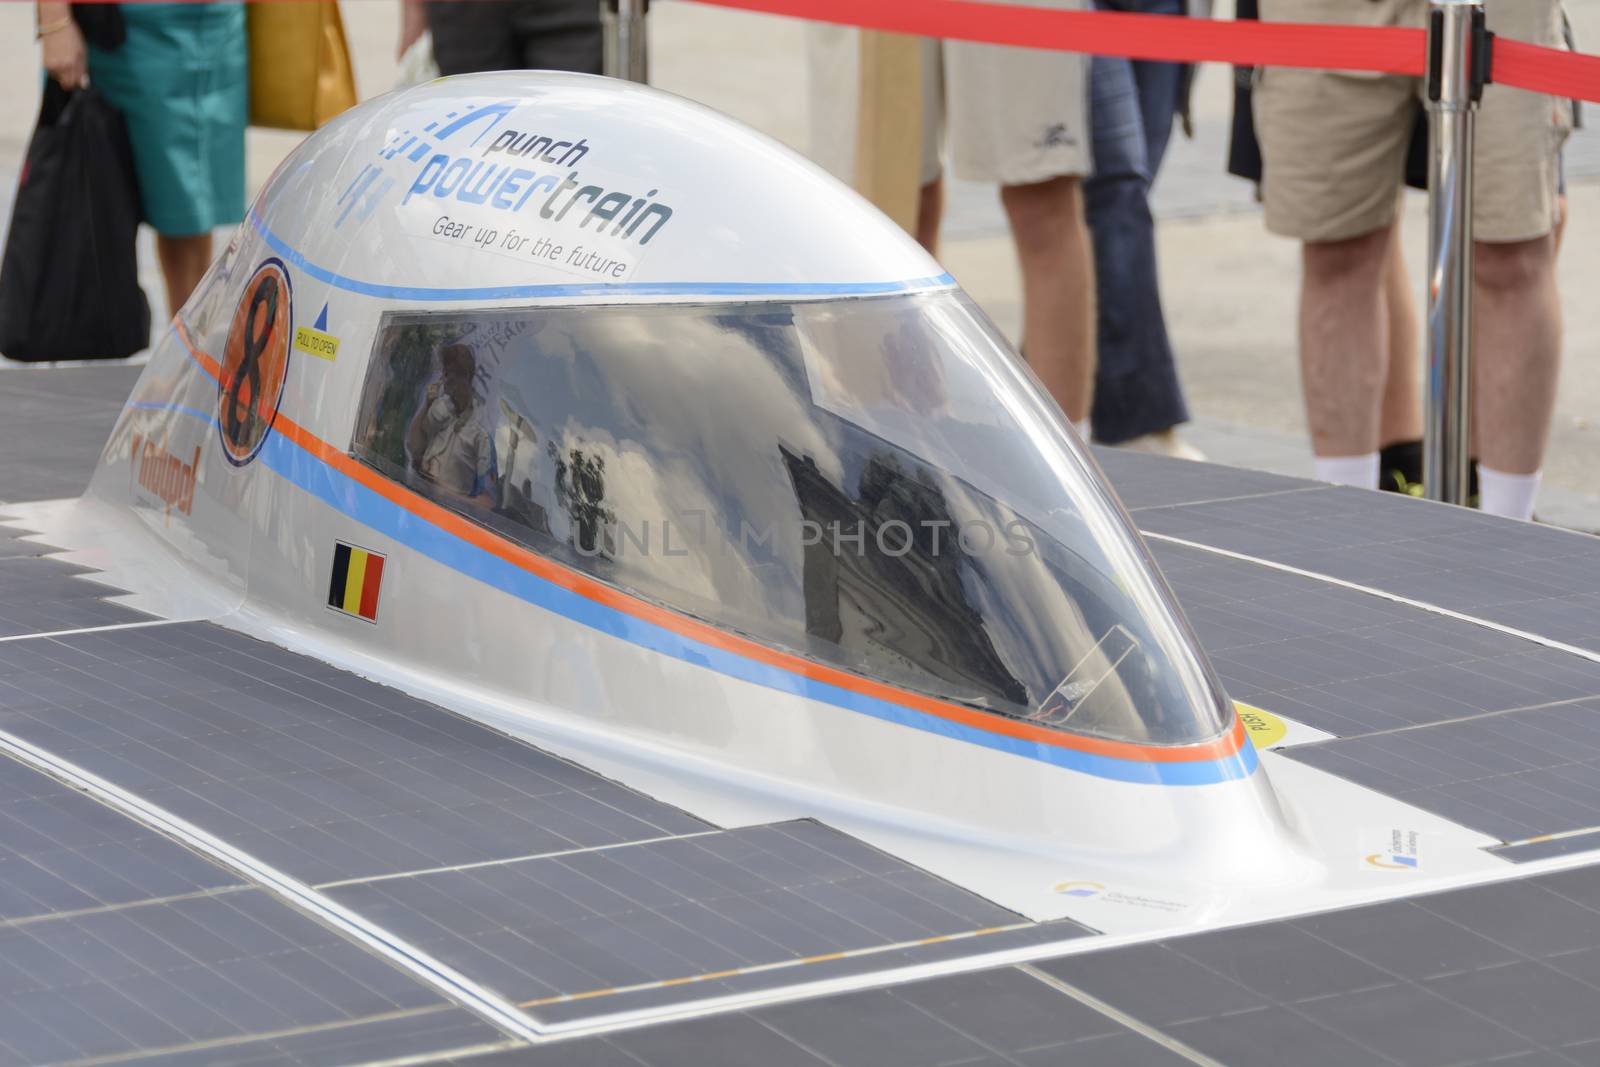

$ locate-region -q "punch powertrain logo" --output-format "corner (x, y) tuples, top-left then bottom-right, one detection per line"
(335, 100), (517, 228)
(398, 127), (676, 267)
(379, 99), (515, 162)
(328, 542), (385, 623)
(332, 97), (678, 283)
(1366, 854), (1419, 870)
(340, 98), (675, 248)
(1052, 881), (1105, 898)
(219, 259), (293, 467)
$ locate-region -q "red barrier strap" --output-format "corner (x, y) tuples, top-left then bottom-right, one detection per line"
(64, 0), (1600, 105)
(688, 0), (1425, 74)
(688, 0), (1600, 104)
(1494, 38), (1600, 105)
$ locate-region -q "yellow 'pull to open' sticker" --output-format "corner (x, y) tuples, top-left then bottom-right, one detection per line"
(293, 325), (340, 361)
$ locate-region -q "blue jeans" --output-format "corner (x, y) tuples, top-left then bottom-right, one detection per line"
(1085, 0), (1190, 444)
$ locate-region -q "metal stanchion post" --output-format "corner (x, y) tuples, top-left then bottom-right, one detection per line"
(602, 0), (649, 83)
(1424, 0), (1489, 505)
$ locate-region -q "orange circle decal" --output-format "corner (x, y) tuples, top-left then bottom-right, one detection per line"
(218, 259), (293, 466)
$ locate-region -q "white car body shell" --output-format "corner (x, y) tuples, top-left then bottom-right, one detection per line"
(22, 73), (1519, 934)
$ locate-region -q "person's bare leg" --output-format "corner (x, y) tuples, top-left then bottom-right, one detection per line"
(1299, 224), (1393, 467)
(1473, 234), (1561, 476)
(155, 232), (214, 318)
(1378, 220), (1422, 447)
(1000, 175), (1095, 423)
(916, 178), (943, 257)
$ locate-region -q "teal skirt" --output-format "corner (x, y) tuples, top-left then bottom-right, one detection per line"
(87, 3), (247, 237)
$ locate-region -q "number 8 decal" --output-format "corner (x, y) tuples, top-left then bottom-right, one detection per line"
(218, 259), (293, 467)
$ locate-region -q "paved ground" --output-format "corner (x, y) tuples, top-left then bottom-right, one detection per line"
(2, 0), (1598, 529)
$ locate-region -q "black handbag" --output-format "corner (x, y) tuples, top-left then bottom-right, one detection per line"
(70, 3), (126, 51)
(0, 82), (149, 362)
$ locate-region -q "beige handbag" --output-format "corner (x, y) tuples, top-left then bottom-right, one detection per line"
(247, 1), (358, 131)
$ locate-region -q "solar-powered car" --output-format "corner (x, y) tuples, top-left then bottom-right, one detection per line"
(28, 73), (1507, 927)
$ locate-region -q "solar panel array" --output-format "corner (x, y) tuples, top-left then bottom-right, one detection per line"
(0, 365), (143, 505)
(1104, 449), (1600, 852)
(0, 753), (498, 1065)
(0, 561), (1073, 1057)
(507, 853), (1600, 1066)
(1, 374), (1599, 1064)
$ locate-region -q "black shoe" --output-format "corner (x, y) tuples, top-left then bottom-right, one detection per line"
(1379, 440), (1480, 507)
(1379, 440), (1425, 497)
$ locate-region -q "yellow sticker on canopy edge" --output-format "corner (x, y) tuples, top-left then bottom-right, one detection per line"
(1234, 702), (1288, 749)
(293, 325), (340, 361)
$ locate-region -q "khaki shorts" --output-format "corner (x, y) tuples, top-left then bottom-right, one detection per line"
(1256, 0), (1572, 243)
(806, 7), (1091, 188)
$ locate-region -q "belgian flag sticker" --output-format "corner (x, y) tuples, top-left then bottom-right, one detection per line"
(328, 542), (385, 622)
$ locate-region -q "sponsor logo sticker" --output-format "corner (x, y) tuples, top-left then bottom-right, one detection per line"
(345, 99), (675, 283)
(1052, 880), (1191, 913)
(219, 259), (293, 466)
(128, 432), (200, 519)
(1363, 828), (1422, 871)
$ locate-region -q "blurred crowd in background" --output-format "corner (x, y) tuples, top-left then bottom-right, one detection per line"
(13, 0), (1586, 522)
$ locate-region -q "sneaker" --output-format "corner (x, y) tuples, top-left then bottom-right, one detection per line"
(1109, 429), (1206, 462)
(1379, 440), (1425, 497)
(1379, 439), (1481, 507)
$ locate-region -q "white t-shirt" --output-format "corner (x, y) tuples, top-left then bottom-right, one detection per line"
(418, 393), (493, 497)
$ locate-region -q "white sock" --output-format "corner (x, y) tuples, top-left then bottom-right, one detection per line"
(1072, 419), (1090, 441)
(1477, 465), (1542, 521)
(1314, 453), (1379, 489)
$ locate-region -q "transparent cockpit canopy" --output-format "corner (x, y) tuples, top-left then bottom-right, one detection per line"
(352, 289), (1233, 746)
